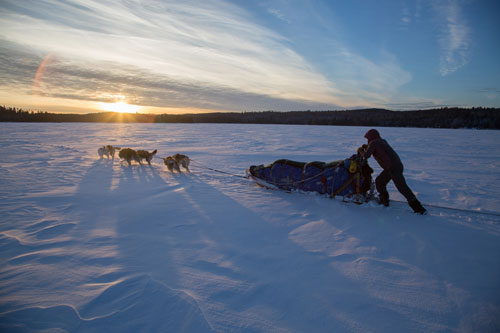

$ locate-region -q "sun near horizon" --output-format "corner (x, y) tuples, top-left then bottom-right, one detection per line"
(98, 101), (141, 113)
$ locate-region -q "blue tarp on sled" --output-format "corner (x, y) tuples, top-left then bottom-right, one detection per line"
(248, 156), (372, 197)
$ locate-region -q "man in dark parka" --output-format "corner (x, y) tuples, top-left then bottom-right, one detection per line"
(362, 129), (427, 214)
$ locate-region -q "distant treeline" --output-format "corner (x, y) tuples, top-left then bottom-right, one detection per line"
(1, 105), (499, 129)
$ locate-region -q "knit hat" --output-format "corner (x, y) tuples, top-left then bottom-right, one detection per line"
(364, 129), (380, 142)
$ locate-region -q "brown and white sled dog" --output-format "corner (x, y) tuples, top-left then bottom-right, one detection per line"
(137, 149), (157, 165)
(163, 156), (179, 172)
(163, 153), (190, 172)
(173, 153), (190, 172)
(98, 145), (121, 159)
(119, 148), (141, 165)
(107, 145), (121, 158)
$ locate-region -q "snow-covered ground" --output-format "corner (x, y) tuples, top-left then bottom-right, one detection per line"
(0, 122), (499, 332)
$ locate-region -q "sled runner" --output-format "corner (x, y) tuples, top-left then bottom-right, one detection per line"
(247, 150), (374, 203)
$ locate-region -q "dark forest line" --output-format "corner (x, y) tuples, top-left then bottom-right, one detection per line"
(1, 105), (499, 129)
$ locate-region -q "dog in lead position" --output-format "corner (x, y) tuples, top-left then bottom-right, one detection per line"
(163, 153), (190, 172)
(163, 156), (179, 172)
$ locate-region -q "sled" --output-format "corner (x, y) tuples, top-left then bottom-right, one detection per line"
(247, 152), (374, 203)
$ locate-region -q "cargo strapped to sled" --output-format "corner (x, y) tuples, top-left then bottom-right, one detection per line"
(248, 150), (373, 200)
(330, 156), (363, 202)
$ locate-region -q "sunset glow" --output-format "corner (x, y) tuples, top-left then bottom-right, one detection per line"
(99, 102), (141, 113)
(1, 0), (499, 113)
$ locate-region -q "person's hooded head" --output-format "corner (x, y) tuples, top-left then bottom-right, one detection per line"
(364, 129), (380, 143)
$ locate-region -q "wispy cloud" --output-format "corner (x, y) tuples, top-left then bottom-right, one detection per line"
(267, 8), (290, 24)
(0, 0), (343, 110)
(401, 6), (412, 25)
(258, 1), (414, 107)
(0, 0), (423, 111)
(476, 88), (500, 101)
(0, 42), (335, 111)
(324, 48), (412, 107)
(433, 0), (470, 76)
(476, 88), (500, 93)
(383, 101), (453, 110)
(415, 0), (423, 20)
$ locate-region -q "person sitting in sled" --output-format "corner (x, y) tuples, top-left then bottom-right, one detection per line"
(360, 129), (427, 214)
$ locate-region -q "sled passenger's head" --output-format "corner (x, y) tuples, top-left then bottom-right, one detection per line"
(364, 129), (380, 142)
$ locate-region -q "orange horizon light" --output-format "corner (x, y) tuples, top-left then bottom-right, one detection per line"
(98, 101), (141, 113)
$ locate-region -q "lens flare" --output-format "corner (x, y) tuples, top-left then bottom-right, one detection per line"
(32, 54), (55, 95)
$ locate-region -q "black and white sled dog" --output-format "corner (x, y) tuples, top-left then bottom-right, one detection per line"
(97, 146), (108, 159)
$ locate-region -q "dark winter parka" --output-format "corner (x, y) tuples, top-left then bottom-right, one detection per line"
(364, 129), (403, 171)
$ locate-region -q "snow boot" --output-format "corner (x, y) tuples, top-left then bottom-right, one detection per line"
(378, 193), (389, 207)
(409, 199), (427, 215)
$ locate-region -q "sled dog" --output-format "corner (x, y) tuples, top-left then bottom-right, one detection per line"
(98, 145), (121, 159)
(119, 148), (141, 165)
(137, 149), (157, 165)
(106, 145), (121, 158)
(163, 156), (179, 172)
(163, 154), (190, 172)
(97, 146), (109, 159)
(173, 154), (190, 172)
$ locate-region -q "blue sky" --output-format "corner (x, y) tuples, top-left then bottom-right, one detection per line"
(0, 0), (499, 113)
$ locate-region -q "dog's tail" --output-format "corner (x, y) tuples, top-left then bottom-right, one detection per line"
(152, 149), (157, 155)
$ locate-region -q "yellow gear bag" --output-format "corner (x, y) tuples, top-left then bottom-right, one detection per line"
(349, 159), (357, 173)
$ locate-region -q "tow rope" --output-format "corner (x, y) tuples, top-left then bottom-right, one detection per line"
(154, 155), (248, 179)
(190, 161), (248, 179)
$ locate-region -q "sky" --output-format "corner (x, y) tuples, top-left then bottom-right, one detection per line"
(0, 0), (499, 114)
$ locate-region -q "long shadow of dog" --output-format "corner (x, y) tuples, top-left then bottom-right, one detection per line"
(0, 161), (215, 332)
